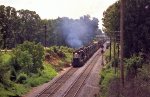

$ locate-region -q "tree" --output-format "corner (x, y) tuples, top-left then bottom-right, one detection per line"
(17, 10), (41, 43)
(102, 0), (150, 58)
(0, 5), (5, 48)
(0, 5), (18, 48)
(124, 0), (150, 57)
(102, 1), (120, 38)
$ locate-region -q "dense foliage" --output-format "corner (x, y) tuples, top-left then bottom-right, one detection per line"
(100, 44), (150, 97)
(102, 0), (150, 58)
(0, 5), (101, 49)
(125, 55), (143, 79)
(12, 41), (44, 74)
(0, 5), (41, 48)
(124, 0), (150, 57)
(0, 40), (74, 97)
(101, 0), (150, 97)
(0, 52), (11, 86)
(0, 42), (57, 97)
(102, 1), (120, 37)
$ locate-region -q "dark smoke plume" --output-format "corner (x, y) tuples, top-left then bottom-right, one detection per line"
(59, 16), (98, 48)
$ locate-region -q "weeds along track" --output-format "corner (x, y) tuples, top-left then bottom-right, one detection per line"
(62, 53), (100, 97)
(36, 67), (78, 97)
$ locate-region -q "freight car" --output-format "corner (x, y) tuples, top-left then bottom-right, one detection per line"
(72, 41), (104, 67)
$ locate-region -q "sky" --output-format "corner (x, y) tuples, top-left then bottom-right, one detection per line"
(0, 0), (118, 29)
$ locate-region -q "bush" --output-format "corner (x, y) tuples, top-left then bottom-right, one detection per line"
(0, 43), (58, 97)
(138, 64), (150, 82)
(45, 46), (73, 69)
(16, 73), (27, 84)
(13, 41), (44, 73)
(0, 82), (12, 97)
(46, 46), (67, 58)
(9, 83), (28, 96)
(0, 53), (12, 86)
(125, 55), (143, 79)
(13, 50), (33, 74)
(41, 63), (57, 78)
(26, 63), (57, 87)
(100, 63), (116, 97)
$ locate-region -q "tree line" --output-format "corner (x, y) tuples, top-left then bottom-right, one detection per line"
(102, 0), (150, 58)
(0, 5), (101, 49)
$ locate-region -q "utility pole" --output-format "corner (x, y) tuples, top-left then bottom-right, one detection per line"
(120, 0), (125, 87)
(110, 36), (112, 61)
(101, 46), (104, 66)
(44, 24), (47, 48)
(114, 32), (116, 60)
(114, 32), (116, 73)
(117, 43), (119, 58)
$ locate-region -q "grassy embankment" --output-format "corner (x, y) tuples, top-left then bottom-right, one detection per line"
(0, 42), (73, 97)
(100, 43), (119, 97)
(45, 46), (73, 71)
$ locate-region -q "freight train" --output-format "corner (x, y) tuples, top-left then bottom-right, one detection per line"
(72, 41), (104, 67)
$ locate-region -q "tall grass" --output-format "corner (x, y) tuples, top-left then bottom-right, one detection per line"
(100, 43), (119, 97)
(26, 63), (57, 87)
(100, 63), (116, 97)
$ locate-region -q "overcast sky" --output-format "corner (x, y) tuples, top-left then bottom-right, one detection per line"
(0, 0), (118, 29)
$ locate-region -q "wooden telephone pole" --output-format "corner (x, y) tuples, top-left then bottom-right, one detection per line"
(120, 0), (125, 87)
(44, 24), (47, 48)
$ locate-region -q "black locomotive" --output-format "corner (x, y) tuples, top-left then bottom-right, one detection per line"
(72, 41), (104, 67)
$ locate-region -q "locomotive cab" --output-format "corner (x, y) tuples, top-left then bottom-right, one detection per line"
(72, 51), (83, 67)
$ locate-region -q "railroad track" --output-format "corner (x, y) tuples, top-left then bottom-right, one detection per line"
(36, 48), (101, 97)
(36, 67), (78, 97)
(62, 53), (100, 97)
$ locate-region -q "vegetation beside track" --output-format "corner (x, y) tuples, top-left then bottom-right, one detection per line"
(100, 45), (150, 97)
(45, 46), (73, 71)
(100, 43), (119, 97)
(100, 0), (150, 96)
(0, 41), (73, 97)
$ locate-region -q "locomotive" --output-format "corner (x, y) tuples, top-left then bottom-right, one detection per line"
(72, 41), (104, 67)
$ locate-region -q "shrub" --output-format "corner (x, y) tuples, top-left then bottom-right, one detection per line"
(138, 64), (150, 82)
(16, 73), (27, 84)
(46, 46), (73, 57)
(41, 63), (57, 79)
(0, 86), (15, 97)
(9, 83), (28, 96)
(125, 55), (143, 79)
(45, 46), (73, 71)
(100, 62), (116, 97)
(26, 63), (57, 87)
(0, 53), (12, 86)
(13, 49), (33, 74)
(13, 41), (44, 73)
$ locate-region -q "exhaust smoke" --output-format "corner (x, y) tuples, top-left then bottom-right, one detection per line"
(59, 16), (98, 48)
